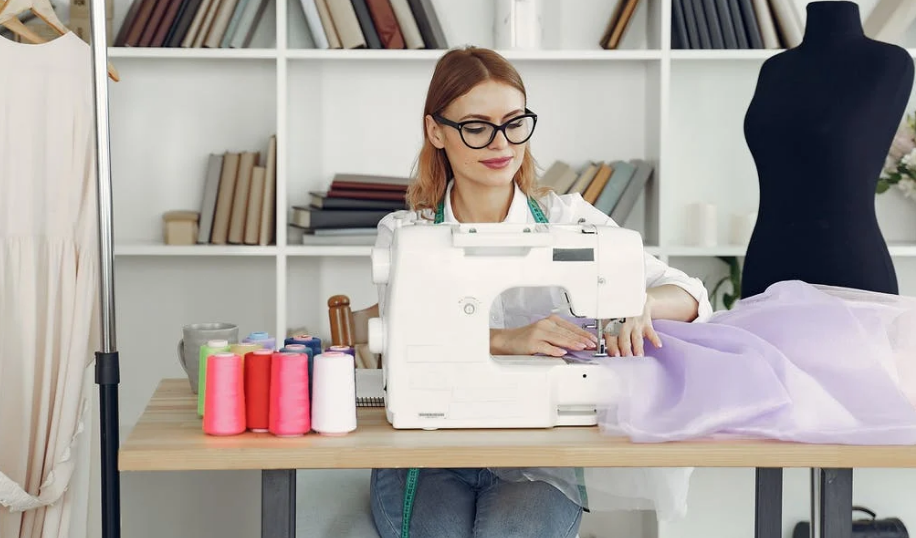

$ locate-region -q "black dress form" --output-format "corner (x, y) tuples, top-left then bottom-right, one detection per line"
(741, 0), (914, 298)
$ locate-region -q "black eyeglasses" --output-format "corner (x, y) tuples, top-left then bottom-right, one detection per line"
(433, 108), (538, 149)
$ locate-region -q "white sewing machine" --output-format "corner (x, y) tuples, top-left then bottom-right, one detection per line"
(367, 214), (646, 429)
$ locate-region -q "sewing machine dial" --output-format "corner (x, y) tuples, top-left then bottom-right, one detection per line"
(459, 297), (480, 315)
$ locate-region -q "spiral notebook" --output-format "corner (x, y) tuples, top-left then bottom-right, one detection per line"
(356, 368), (385, 407)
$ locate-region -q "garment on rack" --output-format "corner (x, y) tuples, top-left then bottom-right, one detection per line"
(0, 31), (99, 538)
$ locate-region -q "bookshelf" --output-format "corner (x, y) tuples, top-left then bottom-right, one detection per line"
(101, 1), (916, 538)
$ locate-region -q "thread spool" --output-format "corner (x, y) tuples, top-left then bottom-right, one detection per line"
(198, 339), (231, 417)
(327, 346), (356, 394)
(281, 344), (315, 404)
(311, 351), (357, 436)
(328, 295), (355, 347)
(202, 352), (246, 435)
(231, 342), (261, 358)
(285, 334), (322, 357)
(269, 352), (311, 437)
(243, 331), (276, 351)
(244, 349), (273, 432)
(328, 345), (354, 357)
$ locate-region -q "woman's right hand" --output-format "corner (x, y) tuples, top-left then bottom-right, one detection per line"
(490, 314), (598, 357)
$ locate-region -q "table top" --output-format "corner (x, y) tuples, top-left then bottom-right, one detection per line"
(119, 378), (916, 472)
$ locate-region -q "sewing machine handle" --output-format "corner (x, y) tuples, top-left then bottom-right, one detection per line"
(452, 230), (553, 248)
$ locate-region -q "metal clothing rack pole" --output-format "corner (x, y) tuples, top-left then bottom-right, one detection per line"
(87, 0), (121, 535)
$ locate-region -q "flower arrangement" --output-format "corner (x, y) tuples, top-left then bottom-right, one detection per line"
(877, 113), (916, 200)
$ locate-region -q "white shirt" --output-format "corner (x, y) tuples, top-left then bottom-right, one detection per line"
(375, 181), (713, 328)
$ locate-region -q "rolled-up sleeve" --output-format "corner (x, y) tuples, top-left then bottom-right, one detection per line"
(643, 252), (713, 322)
(560, 192), (713, 322)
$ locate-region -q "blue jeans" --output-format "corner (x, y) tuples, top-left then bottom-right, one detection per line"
(369, 468), (583, 538)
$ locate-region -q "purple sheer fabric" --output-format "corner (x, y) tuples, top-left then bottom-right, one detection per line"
(563, 280), (916, 444)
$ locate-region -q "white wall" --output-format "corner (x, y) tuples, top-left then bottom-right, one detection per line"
(66, 1), (916, 538)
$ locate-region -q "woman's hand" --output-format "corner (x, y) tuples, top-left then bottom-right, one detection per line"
(605, 295), (662, 357)
(491, 314), (598, 357)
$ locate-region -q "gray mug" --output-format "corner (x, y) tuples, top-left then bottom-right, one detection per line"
(177, 322), (239, 393)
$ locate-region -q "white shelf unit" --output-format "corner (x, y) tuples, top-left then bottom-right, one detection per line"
(104, 1), (916, 537)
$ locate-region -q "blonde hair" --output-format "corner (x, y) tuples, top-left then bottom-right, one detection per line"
(407, 46), (546, 212)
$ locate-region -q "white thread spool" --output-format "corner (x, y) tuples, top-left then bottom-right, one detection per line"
(311, 351), (357, 436)
(685, 203), (718, 247)
(494, 0), (543, 50)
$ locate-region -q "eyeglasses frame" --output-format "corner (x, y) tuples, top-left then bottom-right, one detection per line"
(433, 108), (538, 149)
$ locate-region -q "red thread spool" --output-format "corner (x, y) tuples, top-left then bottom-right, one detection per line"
(244, 349), (272, 432)
(203, 352), (246, 436)
(269, 351), (310, 437)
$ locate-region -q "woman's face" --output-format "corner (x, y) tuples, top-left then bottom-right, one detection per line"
(426, 80), (530, 190)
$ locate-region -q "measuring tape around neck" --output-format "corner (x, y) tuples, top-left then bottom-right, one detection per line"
(433, 196), (548, 224)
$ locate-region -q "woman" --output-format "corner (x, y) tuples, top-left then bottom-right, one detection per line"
(368, 46), (712, 538)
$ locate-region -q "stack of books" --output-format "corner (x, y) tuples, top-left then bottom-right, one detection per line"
(538, 159), (654, 226)
(114, 0), (270, 48)
(290, 173), (409, 238)
(672, 0), (779, 49)
(193, 135), (278, 246)
(298, 0), (446, 50)
(671, 0), (916, 50)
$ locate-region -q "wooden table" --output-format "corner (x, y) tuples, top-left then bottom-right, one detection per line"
(121, 379), (916, 538)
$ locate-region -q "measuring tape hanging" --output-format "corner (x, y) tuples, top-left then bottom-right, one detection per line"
(400, 468), (420, 538)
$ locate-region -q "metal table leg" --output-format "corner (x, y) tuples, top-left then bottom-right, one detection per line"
(819, 468), (852, 538)
(755, 467), (782, 538)
(262, 470), (296, 538)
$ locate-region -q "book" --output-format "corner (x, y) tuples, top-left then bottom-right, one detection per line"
(388, 0), (423, 49)
(197, 153), (223, 243)
(290, 207), (391, 229)
(308, 191), (406, 210)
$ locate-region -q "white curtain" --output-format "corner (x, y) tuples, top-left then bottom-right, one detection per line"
(0, 31), (100, 538)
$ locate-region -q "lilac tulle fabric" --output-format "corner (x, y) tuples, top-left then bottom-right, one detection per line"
(563, 280), (916, 444)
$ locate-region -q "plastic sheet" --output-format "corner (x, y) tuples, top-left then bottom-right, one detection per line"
(488, 466), (693, 520)
(590, 280), (916, 444)
(491, 280), (916, 521)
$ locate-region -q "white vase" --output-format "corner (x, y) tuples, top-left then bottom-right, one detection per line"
(728, 212), (757, 245)
(494, 0), (543, 50)
(685, 202), (718, 247)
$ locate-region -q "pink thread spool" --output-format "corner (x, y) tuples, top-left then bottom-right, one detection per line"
(203, 352), (246, 436)
(269, 352), (310, 437)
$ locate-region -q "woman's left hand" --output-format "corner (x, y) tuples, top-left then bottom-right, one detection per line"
(605, 295), (662, 357)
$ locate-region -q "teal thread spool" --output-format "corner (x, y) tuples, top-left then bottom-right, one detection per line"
(198, 339), (231, 416)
